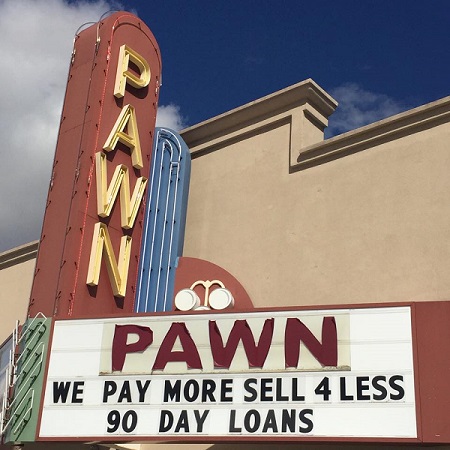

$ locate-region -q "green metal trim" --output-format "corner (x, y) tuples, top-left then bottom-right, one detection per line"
(3, 317), (51, 444)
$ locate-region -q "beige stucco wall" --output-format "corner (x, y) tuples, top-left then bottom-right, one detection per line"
(182, 84), (450, 310)
(0, 244), (37, 344)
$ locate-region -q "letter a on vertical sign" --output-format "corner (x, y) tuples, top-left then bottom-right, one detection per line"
(28, 12), (162, 318)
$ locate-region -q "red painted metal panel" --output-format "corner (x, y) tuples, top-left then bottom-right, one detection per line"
(413, 301), (450, 443)
(28, 12), (161, 319)
(173, 256), (254, 310)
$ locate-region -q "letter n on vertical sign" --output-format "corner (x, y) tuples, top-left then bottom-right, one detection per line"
(28, 12), (162, 318)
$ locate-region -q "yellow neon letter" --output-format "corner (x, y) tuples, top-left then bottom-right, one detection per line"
(86, 222), (132, 297)
(103, 104), (143, 169)
(114, 44), (150, 98)
(96, 152), (147, 229)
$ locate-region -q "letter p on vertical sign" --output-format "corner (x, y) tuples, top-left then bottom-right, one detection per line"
(114, 44), (151, 98)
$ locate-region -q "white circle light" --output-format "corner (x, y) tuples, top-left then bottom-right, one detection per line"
(174, 289), (200, 311)
(209, 288), (234, 310)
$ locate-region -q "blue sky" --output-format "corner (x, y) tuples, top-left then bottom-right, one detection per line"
(122, 0), (450, 134)
(1, 0), (449, 251)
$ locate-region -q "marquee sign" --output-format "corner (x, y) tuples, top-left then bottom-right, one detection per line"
(38, 306), (416, 441)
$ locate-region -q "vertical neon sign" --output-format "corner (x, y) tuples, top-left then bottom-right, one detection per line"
(28, 12), (162, 318)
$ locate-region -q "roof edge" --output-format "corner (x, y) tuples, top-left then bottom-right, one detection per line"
(294, 95), (450, 170)
(0, 241), (39, 270)
(181, 79), (337, 149)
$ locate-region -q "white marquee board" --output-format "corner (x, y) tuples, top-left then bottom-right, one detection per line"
(38, 306), (416, 440)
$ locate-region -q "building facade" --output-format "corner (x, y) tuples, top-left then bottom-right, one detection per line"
(2, 13), (450, 450)
(2, 78), (450, 449)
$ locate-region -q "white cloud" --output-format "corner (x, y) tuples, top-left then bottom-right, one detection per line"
(326, 83), (409, 138)
(0, 0), (185, 252)
(156, 104), (187, 131)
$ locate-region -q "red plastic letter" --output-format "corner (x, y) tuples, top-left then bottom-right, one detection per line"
(285, 316), (337, 368)
(111, 324), (153, 371)
(209, 318), (274, 368)
(152, 322), (202, 370)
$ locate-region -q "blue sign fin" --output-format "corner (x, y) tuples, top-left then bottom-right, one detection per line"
(135, 127), (191, 312)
